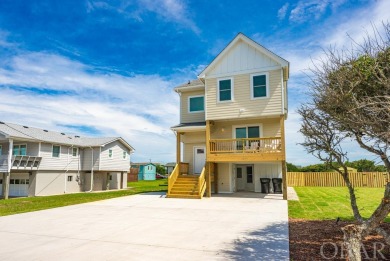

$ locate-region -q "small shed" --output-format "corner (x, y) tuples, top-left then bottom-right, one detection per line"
(138, 163), (157, 180)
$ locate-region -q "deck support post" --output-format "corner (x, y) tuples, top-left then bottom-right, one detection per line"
(176, 132), (181, 175)
(206, 162), (211, 197)
(214, 163), (218, 194)
(280, 115), (287, 200)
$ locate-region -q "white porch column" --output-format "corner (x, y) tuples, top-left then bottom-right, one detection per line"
(3, 139), (13, 199)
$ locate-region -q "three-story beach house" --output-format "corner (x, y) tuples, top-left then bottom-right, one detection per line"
(168, 33), (289, 199)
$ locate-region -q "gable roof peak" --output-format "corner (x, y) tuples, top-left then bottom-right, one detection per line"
(198, 33), (289, 78)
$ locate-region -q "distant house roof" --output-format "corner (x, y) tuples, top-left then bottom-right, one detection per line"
(131, 162), (159, 168)
(171, 121), (206, 132)
(174, 79), (204, 92)
(164, 162), (176, 167)
(0, 121), (135, 151)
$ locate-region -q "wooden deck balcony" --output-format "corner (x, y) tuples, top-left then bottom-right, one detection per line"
(208, 137), (285, 162)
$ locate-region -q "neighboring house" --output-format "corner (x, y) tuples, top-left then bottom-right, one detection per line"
(0, 121), (135, 198)
(165, 162), (176, 175)
(131, 162), (157, 180)
(338, 167), (358, 173)
(168, 33), (289, 199)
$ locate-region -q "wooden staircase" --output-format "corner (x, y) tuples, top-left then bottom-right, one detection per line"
(167, 164), (206, 199)
(168, 175), (203, 199)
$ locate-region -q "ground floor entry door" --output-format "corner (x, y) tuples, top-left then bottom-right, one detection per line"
(235, 165), (254, 192)
(193, 146), (206, 174)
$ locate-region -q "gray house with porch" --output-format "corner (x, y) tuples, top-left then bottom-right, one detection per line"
(0, 121), (134, 198)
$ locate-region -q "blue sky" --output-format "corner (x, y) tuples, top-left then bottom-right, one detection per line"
(0, 0), (388, 165)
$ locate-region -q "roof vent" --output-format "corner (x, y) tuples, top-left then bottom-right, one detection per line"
(0, 121), (4, 124)
(68, 137), (72, 139)
(75, 135), (80, 138)
(61, 133), (65, 135)
(43, 130), (48, 132)
(23, 126), (29, 128)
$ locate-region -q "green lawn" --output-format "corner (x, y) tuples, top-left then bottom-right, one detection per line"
(289, 187), (389, 221)
(0, 179), (167, 217)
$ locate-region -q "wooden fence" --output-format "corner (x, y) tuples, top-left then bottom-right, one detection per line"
(127, 168), (139, 182)
(287, 172), (389, 188)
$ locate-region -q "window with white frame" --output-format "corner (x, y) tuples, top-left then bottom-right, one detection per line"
(123, 151), (127, 160)
(218, 78), (233, 102)
(251, 73), (268, 98)
(52, 145), (60, 157)
(13, 144), (27, 156)
(72, 147), (78, 157)
(188, 95), (204, 112)
(67, 176), (73, 182)
(109, 149), (113, 158)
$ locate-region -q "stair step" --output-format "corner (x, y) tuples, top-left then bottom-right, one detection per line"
(170, 191), (199, 195)
(167, 194), (201, 199)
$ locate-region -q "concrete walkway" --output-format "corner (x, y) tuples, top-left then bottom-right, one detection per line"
(0, 192), (289, 260)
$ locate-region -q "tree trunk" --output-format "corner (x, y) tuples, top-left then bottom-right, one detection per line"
(342, 224), (363, 261)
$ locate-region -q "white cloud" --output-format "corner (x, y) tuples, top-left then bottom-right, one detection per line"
(277, 3), (289, 20)
(86, 0), (200, 34)
(289, 0), (346, 23)
(138, 0), (200, 34)
(0, 49), (186, 163)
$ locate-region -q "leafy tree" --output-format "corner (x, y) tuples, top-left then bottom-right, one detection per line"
(286, 162), (300, 172)
(299, 23), (390, 260)
(156, 164), (166, 175)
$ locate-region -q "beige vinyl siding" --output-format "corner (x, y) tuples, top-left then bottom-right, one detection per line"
(181, 131), (205, 143)
(206, 69), (282, 120)
(210, 118), (281, 140)
(39, 143), (81, 171)
(81, 147), (100, 171)
(99, 141), (130, 172)
(180, 90), (206, 123)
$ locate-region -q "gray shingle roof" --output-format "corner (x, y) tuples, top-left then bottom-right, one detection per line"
(0, 121), (134, 150)
(174, 79), (204, 91)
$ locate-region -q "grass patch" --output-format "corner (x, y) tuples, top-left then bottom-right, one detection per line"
(288, 187), (389, 221)
(0, 179), (167, 217)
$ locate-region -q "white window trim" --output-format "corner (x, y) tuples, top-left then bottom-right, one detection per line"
(67, 176), (73, 182)
(72, 147), (78, 157)
(232, 124), (263, 138)
(217, 77), (234, 103)
(109, 149), (113, 159)
(13, 144), (28, 156)
(250, 72), (269, 100)
(52, 145), (61, 158)
(188, 95), (205, 113)
(122, 151), (127, 160)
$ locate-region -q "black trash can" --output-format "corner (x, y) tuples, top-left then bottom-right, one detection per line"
(260, 178), (271, 194)
(272, 178), (283, 194)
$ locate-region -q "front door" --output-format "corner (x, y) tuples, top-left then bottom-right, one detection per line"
(193, 146), (206, 174)
(236, 167), (245, 191)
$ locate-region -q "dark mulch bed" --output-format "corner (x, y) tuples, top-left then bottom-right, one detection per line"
(289, 219), (390, 260)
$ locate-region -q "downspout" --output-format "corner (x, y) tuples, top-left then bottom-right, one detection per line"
(87, 146), (94, 192)
(64, 146), (70, 193)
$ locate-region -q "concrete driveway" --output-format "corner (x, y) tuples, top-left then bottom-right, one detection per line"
(0, 192), (289, 260)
